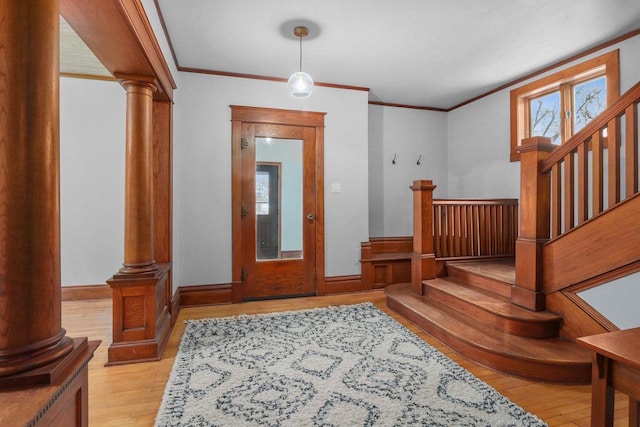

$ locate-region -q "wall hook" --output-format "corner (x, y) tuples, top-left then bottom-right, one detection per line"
(416, 155), (422, 165)
(392, 154), (397, 165)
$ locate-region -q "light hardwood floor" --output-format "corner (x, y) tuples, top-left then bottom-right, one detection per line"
(62, 290), (629, 426)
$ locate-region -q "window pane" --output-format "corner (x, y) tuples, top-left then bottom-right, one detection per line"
(573, 76), (606, 133)
(529, 91), (561, 144)
(256, 171), (269, 215)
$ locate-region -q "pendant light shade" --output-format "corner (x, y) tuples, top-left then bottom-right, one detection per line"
(288, 26), (313, 98)
(288, 71), (314, 98)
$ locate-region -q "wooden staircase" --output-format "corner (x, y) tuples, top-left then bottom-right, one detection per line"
(386, 259), (592, 384)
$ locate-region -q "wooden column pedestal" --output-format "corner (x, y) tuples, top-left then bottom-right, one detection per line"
(0, 339), (100, 426)
(107, 264), (171, 365)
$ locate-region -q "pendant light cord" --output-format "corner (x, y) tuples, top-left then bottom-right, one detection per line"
(299, 35), (303, 72)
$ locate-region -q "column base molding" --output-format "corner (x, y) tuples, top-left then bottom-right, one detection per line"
(0, 338), (100, 426)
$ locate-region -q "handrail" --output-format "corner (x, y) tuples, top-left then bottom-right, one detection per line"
(542, 80), (640, 172)
(433, 198), (519, 205)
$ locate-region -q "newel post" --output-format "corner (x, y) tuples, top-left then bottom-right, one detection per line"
(410, 180), (437, 295)
(513, 137), (556, 311)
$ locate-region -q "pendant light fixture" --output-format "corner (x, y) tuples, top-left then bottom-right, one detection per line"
(288, 26), (314, 98)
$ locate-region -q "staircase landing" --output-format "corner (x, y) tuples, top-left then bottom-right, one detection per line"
(385, 259), (592, 384)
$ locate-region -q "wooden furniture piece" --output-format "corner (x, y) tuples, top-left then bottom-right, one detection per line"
(360, 237), (413, 289)
(577, 328), (640, 427)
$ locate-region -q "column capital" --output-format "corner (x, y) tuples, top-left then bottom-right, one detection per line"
(113, 73), (157, 91)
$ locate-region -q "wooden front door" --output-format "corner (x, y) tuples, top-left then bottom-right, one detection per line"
(231, 106), (325, 301)
(240, 124), (316, 299)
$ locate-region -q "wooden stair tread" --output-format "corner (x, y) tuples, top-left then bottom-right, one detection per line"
(425, 278), (560, 323)
(386, 283), (591, 383)
(391, 283), (587, 362)
(447, 258), (516, 285)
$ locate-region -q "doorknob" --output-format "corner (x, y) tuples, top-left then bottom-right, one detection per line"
(307, 213), (314, 220)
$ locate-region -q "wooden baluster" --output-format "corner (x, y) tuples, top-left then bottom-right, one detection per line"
(505, 205), (510, 252)
(592, 131), (604, 216)
(437, 204), (444, 257)
(487, 205), (497, 255)
(496, 205), (502, 254)
(472, 205), (479, 256)
(626, 103), (638, 197)
(431, 206), (441, 256)
(437, 205), (443, 257)
(466, 205), (473, 256)
(564, 152), (575, 232)
(484, 205), (491, 255)
(449, 204), (455, 257)
(496, 205), (503, 254)
(485, 205), (496, 255)
(455, 205), (461, 257)
(460, 205), (468, 256)
(447, 204), (454, 257)
(577, 142), (588, 225)
(551, 163), (562, 238)
(608, 117), (621, 207)
(477, 205), (484, 255)
(509, 205), (520, 254)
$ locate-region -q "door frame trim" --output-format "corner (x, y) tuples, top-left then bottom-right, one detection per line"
(230, 105), (326, 302)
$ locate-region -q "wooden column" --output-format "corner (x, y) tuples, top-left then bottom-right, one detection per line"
(410, 180), (437, 295)
(0, 2), (98, 425)
(119, 78), (158, 275)
(0, 0), (76, 380)
(107, 77), (171, 365)
(513, 137), (556, 311)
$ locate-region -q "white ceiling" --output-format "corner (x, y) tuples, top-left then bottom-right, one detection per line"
(155, 0), (640, 109)
(60, 17), (111, 79)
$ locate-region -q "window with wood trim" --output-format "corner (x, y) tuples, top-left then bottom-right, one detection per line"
(510, 50), (620, 161)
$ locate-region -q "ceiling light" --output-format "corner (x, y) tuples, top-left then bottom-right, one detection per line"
(288, 26), (313, 98)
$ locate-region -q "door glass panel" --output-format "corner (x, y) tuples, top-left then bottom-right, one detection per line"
(256, 137), (303, 261)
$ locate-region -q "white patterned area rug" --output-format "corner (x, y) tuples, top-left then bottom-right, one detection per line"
(155, 303), (547, 426)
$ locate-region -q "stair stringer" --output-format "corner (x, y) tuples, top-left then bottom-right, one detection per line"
(540, 193), (640, 340)
(542, 193), (640, 293)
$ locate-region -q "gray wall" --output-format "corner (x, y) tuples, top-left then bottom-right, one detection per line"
(446, 36), (640, 199)
(60, 77), (125, 286)
(173, 73), (369, 286)
(368, 105), (449, 237)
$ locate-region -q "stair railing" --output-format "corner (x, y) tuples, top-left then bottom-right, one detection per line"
(409, 180), (519, 296)
(433, 199), (518, 259)
(515, 81), (640, 311)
